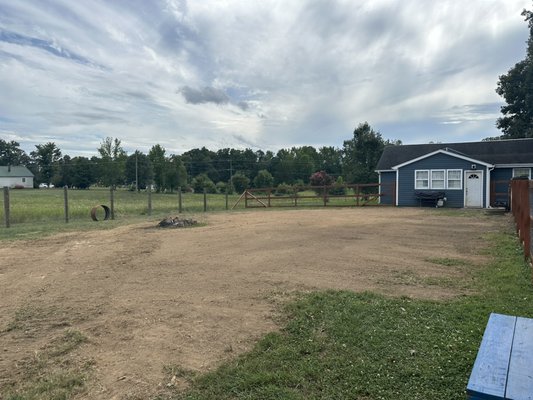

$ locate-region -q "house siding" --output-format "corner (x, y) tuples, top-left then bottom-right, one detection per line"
(379, 171), (396, 205)
(397, 153), (487, 208)
(0, 177), (34, 188)
(490, 167), (532, 207)
(491, 168), (512, 207)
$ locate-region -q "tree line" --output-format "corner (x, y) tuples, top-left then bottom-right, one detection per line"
(0, 123), (400, 193)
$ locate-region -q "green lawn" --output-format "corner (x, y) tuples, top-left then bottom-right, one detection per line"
(0, 188), (241, 240)
(170, 229), (532, 400)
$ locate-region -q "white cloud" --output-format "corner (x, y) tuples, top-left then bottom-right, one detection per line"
(0, 0), (531, 156)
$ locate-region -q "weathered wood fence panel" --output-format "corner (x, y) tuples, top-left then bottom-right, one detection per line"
(242, 182), (393, 209)
(510, 179), (533, 261)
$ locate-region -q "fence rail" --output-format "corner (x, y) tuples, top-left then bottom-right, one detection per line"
(238, 183), (392, 209)
(510, 179), (533, 261)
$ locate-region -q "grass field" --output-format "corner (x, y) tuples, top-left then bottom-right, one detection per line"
(0, 188), (242, 240)
(171, 230), (532, 400)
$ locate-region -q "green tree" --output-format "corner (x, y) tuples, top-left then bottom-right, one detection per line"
(70, 157), (96, 189)
(271, 149), (295, 184)
(30, 142), (62, 185)
(318, 146), (342, 176)
(495, 6), (533, 138)
(342, 123), (386, 184)
(148, 144), (167, 191)
(0, 140), (30, 166)
(231, 172), (250, 193)
(125, 151), (153, 190)
(253, 169), (274, 188)
(166, 155), (188, 192)
(54, 155), (72, 187)
(191, 173), (216, 193)
(97, 137), (126, 187)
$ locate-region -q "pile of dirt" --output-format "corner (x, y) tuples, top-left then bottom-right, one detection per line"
(158, 216), (198, 228)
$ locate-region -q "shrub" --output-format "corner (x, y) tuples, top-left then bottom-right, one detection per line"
(309, 171), (334, 187)
(191, 174), (217, 193)
(309, 171), (334, 195)
(253, 170), (274, 189)
(330, 176), (347, 195)
(231, 173), (250, 193)
(275, 183), (293, 196)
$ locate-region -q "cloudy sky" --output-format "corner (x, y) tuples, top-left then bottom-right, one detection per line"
(0, 0), (531, 157)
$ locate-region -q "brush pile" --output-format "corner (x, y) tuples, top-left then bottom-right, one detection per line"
(158, 217), (198, 228)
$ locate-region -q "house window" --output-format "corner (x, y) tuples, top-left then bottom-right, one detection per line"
(22, 178), (26, 183)
(415, 170), (429, 189)
(415, 169), (463, 190)
(513, 167), (531, 179)
(431, 170), (445, 189)
(447, 170), (462, 189)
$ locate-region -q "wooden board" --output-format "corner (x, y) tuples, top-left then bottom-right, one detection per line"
(467, 313), (516, 399)
(506, 316), (533, 399)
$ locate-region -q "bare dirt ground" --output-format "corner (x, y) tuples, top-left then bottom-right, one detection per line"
(0, 208), (505, 399)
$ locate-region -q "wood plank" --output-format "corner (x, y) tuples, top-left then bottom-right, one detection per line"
(467, 313), (516, 399)
(506, 316), (533, 399)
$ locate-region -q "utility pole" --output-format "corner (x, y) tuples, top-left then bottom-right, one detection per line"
(135, 151), (139, 192)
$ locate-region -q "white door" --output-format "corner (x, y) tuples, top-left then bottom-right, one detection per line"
(465, 171), (483, 208)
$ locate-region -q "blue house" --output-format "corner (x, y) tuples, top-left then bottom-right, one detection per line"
(375, 138), (533, 208)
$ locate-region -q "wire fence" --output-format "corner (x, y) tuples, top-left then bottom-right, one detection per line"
(1, 186), (238, 227)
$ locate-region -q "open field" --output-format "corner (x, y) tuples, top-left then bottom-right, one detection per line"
(1, 188), (241, 225)
(0, 207), (529, 399)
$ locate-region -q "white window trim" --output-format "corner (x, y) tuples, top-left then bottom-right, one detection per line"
(415, 170), (429, 189)
(446, 169), (463, 190)
(414, 168), (464, 190)
(512, 167), (531, 179)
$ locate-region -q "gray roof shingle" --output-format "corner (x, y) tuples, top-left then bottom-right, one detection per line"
(0, 166), (34, 177)
(376, 138), (533, 170)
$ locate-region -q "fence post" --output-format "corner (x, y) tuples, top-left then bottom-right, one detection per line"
(323, 185), (327, 207)
(530, 181), (533, 260)
(147, 185), (152, 216)
(203, 188), (207, 212)
(110, 186), (115, 220)
(64, 186), (69, 223)
(356, 185), (360, 206)
(3, 186), (9, 228)
(225, 187), (229, 210)
(178, 186), (182, 214)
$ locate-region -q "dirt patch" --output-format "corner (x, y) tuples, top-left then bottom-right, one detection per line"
(0, 208), (505, 399)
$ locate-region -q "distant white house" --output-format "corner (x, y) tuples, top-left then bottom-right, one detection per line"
(0, 166), (34, 188)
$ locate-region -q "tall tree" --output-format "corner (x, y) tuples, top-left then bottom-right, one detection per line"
(30, 142), (62, 184)
(318, 146), (343, 176)
(342, 122), (386, 184)
(495, 6), (533, 138)
(97, 137), (126, 187)
(165, 155), (187, 193)
(0, 140), (30, 166)
(70, 156), (96, 189)
(125, 151), (153, 190)
(148, 144), (166, 192)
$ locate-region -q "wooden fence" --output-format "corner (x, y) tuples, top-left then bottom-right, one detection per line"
(510, 179), (533, 260)
(234, 182), (393, 209)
